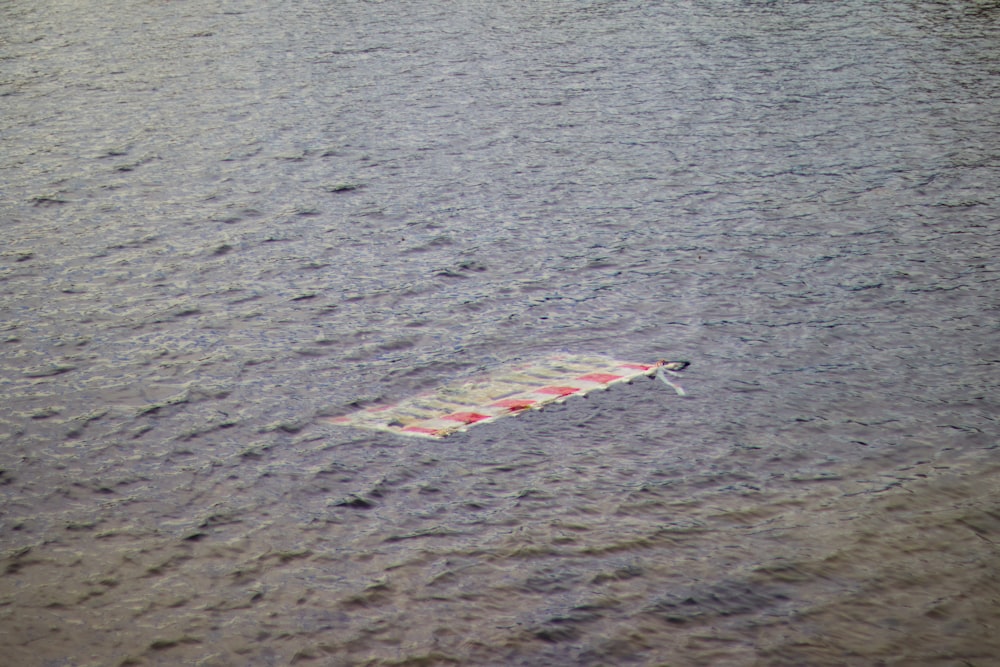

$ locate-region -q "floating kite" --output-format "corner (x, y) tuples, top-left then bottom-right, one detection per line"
(326, 354), (688, 439)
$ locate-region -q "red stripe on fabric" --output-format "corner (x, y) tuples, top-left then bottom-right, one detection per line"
(575, 373), (622, 384)
(536, 386), (581, 396)
(442, 412), (491, 424)
(492, 398), (536, 410)
(402, 425), (442, 435)
(329, 416), (351, 423)
(619, 363), (653, 370)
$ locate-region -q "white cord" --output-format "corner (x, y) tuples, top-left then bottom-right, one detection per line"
(656, 366), (687, 396)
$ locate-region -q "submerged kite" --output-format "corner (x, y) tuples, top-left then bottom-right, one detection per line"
(326, 354), (688, 439)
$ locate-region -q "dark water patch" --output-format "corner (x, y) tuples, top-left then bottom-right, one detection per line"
(646, 580), (793, 625)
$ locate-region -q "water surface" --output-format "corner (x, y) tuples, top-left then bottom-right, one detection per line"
(1, 1), (998, 665)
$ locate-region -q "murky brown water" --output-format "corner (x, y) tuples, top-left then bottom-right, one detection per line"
(2, 1), (999, 665)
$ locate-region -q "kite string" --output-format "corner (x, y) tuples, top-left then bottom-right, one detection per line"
(655, 365), (687, 396)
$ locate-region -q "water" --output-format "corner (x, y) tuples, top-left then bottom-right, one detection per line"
(1, 1), (998, 665)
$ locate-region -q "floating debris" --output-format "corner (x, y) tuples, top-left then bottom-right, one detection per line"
(326, 354), (688, 439)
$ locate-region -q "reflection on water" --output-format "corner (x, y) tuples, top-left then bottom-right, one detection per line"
(1, 1), (998, 665)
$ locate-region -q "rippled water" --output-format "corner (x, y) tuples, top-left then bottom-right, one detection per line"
(2, 1), (999, 665)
